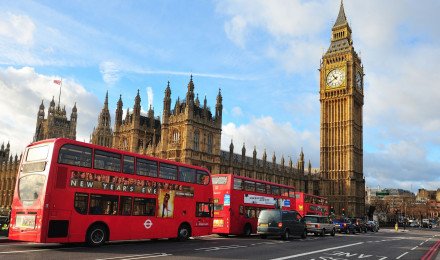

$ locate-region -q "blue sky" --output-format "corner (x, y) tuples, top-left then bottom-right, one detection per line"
(0, 0), (439, 193)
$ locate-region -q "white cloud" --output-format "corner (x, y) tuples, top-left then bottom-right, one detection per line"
(99, 61), (120, 85)
(0, 66), (101, 154)
(224, 15), (247, 48)
(221, 116), (320, 167)
(146, 86), (154, 110)
(231, 106), (243, 117)
(0, 12), (35, 46)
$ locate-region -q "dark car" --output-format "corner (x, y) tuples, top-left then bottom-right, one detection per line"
(333, 216), (355, 234)
(351, 218), (367, 233)
(257, 209), (307, 240)
(366, 221), (379, 232)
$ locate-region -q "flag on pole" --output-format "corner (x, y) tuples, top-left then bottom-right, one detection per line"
(54, 80), (61, 85)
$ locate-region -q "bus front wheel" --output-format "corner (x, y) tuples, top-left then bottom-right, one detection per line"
(86, 224), (107, 247)
(177, 224), (191, 242)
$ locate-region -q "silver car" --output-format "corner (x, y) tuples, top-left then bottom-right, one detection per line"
(304, 215), (336, 237)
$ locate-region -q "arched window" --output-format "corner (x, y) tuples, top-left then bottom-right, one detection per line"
(207, 134), (213, 154)
(194, 131), (199, 151)
(173, 130), (180, 144)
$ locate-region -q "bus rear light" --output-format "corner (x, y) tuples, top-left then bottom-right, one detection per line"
(278, 222), (283, 227)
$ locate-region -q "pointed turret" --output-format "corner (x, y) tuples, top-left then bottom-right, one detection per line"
(115, 94), (123, 130)
(163, 81), (171, 121)
(186, 75), (195, 106)
(104, 90), (109, 109)
(334, 0), (348, 27)
(215, 88), (223, 125)
(133, 89), (141, 118)
(195, 93), (200, 107)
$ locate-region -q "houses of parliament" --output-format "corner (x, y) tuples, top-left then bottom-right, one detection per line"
(0, 1), (365, 217)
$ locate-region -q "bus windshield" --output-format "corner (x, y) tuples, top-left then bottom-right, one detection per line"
(18, 174), (46, 206)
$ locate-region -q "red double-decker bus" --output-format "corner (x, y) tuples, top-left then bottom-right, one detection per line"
(211, 174), (296, 236)
(295, 192), (328, 216)
(8, 138), (213, 246)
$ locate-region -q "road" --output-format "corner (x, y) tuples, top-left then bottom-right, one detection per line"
(0, 228), (439, 260)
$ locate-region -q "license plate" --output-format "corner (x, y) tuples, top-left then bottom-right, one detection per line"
(260, 223), (268, 227)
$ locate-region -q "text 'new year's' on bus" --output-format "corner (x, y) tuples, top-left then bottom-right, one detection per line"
(8, 138), (213, 247)
(295, 192), (328, 216)
(211, 174), (296, 237)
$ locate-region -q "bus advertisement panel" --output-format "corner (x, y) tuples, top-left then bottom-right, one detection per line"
(8, 138), (213, 246)
(295, 192), (328, 216)
(212, 174), (296, 236)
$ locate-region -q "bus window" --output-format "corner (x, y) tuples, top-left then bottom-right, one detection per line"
(74, 193), (89, 215)
(119, 196), (132, 216)
(89, 194), (118, 215)
(123, 155), (134, 174)
(256, 182), (266, 194)
(159, 163), (178, 181)
(280, 187), (289, 197)
(179, 167), (195, 183)
(212, 176), (228, 185)
(266, 184), (271, 194)
(133, 197), (156, 216)
(94, 150), (121, 172)
(233, 178), (243, 190)
(197, 170), (210, 185)
(58, 144), (92, 168)
(288, 189), (295, 198)
(271, 185), (280, 196)
(244, 180), (255, 192)
(26, 145), (49, 162)
(196, 202), (213, 217)
(245, 206), (256, 218)
(136, 158), (157, 177)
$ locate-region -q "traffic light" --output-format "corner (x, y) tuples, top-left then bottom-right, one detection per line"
(342, 208), (345, 216)
(330, 206), (334, 214)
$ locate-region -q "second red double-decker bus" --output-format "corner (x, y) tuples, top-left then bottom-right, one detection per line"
(8, 138), (213, 246)
(211, 174), (296, 236)
(295, 192), (328, 216)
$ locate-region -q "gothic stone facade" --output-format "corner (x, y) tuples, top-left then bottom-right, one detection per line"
(319, 2), (365, 217)
(34, 97), (77, 142)
(95, 75), (322, 195)
(0, 143), (20, 211)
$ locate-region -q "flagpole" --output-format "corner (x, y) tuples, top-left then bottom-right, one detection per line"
(58, 79), (62, 106)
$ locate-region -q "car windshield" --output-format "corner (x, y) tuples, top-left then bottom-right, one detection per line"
(304, 216), (319, 223)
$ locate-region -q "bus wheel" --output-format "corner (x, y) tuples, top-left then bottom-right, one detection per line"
(243, 224), (252, 237)
(86, 224), (107, 247)
(177, 224), (191, 242)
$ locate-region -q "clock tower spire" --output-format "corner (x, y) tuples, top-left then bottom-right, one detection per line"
(320, 1), (365, 217)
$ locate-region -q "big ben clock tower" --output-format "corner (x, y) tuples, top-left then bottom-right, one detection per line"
(320, 1), (365, 217)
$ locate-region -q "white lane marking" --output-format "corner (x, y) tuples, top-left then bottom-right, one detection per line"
(411, 246), (418, 250)
(396, 252), (409, 259)
(195, 244), (247, 252)
(0, 246), (86, 254)
(96, 253), (171, 260)
(270, 242), (364, 260)
(420, 242), (425, 245)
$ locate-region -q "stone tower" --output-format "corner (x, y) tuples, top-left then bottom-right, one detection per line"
(34, 97), (77, 142)
(319, 1), (365, 217)
(158, 76), (222, 173)
(91, 91), (113, 147)
(112, 90), (161, 153)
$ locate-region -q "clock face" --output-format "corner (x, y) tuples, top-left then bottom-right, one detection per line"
(356, 71), (362, 90)
(326, 69), (345, 88)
